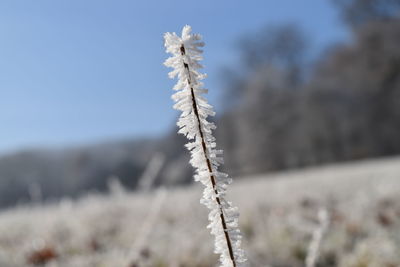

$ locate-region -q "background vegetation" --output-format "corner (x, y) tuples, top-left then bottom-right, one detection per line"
(0, 0), (399, 209)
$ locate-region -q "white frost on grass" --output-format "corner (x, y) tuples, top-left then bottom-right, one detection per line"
(306, 208), (329, 267)
(0, 157), (399, 266)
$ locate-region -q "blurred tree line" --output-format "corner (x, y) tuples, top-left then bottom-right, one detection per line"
(0, 0), (399, 208)
(217, 0), (400, 175)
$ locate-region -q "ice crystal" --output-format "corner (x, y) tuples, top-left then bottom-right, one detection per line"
(164, 25), (247, 267)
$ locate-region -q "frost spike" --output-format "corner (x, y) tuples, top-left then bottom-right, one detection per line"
(164, 25), (246, 267)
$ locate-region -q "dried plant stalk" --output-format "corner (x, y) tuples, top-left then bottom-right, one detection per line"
(306, 209), (329, 267)
(164, 25), (247, 267)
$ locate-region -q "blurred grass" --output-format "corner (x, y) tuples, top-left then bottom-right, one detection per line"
(0, 157), (399, 266)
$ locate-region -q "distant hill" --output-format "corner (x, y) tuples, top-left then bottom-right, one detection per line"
(0, 132), (193, 209)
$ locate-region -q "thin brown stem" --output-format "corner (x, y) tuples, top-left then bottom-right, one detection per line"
(180, 45), (237, 267)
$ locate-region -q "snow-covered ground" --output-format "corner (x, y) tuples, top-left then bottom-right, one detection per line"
(0, 157), (399, 267)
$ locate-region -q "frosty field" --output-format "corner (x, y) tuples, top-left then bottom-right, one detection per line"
(0, 157), (399, 267)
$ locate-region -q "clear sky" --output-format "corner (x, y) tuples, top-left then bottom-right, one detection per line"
(0, 0), (348, 153)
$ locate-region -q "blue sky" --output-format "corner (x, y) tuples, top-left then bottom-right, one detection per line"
(0, 0), (348, 153)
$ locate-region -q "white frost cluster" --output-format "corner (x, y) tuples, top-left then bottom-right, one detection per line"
(164, 25), (247, 267)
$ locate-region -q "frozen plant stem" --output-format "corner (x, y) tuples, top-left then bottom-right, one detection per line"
(180, 45), (236, 265)
(306, 209), (329, 267)
(164, 26), (246, 267)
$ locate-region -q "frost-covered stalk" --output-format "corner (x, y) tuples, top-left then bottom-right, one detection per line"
(164, 25), (246, 267)
(306, 209), (329, 267)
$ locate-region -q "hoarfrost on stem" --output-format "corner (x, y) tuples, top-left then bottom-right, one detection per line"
(164, 25), (247, 267)
(306, 209), (329, 267)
